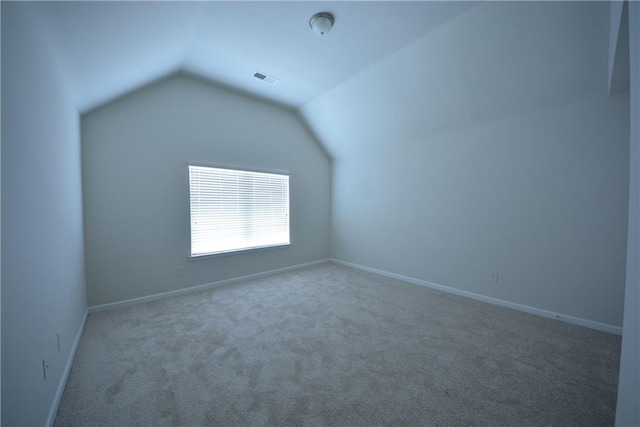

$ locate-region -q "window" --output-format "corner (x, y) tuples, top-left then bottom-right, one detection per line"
(188, 165), (290, 257)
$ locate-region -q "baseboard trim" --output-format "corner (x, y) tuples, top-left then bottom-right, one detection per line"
(88, 259), (331, 314)
(46, 307), (89, 427)
(330, 259), (622, 336)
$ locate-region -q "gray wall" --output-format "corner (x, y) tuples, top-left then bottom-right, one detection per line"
(82, 75), (331, 307)
(616, 1), (640, 424)
(302, 1), (629, 328)
(1, 3), (88, 426)
(328, 94), (629, 328)
(1, 3), (3, 420)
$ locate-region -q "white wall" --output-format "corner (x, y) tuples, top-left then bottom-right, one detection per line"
(303, 1), (629, 328)
(330, 93), (629, 328)
(616, 1), (640, 424)
(82, 75), (331, 307)
(1, 3), (88, 426)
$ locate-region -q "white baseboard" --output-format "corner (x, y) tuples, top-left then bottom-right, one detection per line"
(46, 307), (89, 427)
(88, 259), (331, 314)
(330, 259), (622, 336)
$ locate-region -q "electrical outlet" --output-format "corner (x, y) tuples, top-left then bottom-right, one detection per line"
(489, 271), (499, 283)
(176, 266), (183, 276)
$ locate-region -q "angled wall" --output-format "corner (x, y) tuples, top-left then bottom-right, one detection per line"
(1, 3), (88, 426)
(303, 1), (629, 328)
(82, 75), (331, 307)
(616, 0), (640, 424)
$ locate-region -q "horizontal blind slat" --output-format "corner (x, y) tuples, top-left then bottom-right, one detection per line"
(189, 165), (290, 257)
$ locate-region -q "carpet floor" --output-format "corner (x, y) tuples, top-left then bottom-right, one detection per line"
(55, 263), (621, 426)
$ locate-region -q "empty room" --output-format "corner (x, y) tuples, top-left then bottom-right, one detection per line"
(2, 1), (639, 426)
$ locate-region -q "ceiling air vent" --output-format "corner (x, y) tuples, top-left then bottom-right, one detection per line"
(253, 71), (279, 85)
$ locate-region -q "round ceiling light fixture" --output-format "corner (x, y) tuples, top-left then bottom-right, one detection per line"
(309, 12), (334, 36)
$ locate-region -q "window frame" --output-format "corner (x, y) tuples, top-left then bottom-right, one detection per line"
(187, 163), (291, 260)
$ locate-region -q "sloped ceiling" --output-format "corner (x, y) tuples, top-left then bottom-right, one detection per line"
(301, 1), (614, 158)
(609, 0), (631, 95)
(29, 1), (476, 113)
(14, 1), (620, 160)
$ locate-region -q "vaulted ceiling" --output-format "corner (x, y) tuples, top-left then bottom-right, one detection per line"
(17, 1), (627, 160)
(302, 1), (622, 158)
(30, 1), (476, 113)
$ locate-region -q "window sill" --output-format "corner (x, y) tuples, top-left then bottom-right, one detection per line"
(189, 242), (291, 261)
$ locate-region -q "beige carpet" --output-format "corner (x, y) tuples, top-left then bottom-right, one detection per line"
(55, 263), (621, 426)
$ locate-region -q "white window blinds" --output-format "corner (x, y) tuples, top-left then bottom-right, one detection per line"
(189, 165), (290, 257)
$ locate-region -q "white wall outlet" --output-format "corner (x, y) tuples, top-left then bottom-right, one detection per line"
(176, 266), (183, 276)
(489, 271), (499, 283)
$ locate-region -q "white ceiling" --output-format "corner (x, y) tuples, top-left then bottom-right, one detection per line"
(33, 1), (476, 113)
(301, 1), (614, 158)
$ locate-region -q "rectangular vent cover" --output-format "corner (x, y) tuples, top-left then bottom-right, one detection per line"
(253, 71), (279, 85)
